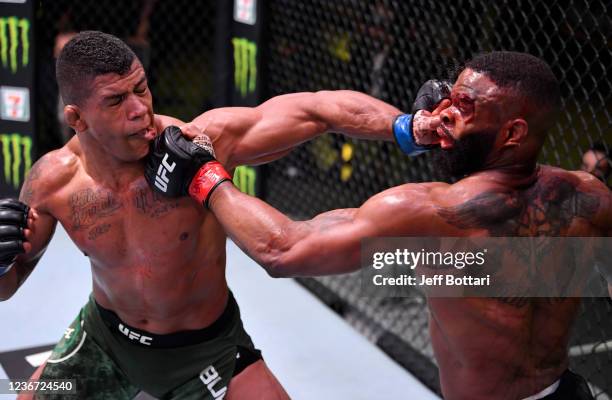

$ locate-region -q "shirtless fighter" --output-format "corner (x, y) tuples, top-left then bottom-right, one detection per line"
(0, 31), (442, 399)
(150, 51), (612, 399)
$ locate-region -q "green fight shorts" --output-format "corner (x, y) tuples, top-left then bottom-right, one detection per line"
(37, 291), (262, 399)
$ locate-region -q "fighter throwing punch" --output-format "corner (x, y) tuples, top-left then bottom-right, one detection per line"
(0, 31), (442, 399)
(148, 52), (612, 400)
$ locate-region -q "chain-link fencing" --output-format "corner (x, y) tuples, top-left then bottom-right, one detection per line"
(24, 0), (612, 397)
(262, 0), (611, 397)
(35, 0), (217, 155)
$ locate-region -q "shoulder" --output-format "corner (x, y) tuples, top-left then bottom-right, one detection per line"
(542, 166), (611, 229)
(358, 182), (453, 234)
(540, 165), (609, 198)
(19, 141), (79, 209)
(367, 182), (448, 207)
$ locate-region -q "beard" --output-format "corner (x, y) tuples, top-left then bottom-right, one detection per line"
(432, 130), (498, 179)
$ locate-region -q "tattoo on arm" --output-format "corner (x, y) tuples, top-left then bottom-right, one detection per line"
(19, 156), (49, 204)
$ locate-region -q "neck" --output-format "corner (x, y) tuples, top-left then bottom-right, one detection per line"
(77, 135), (145, 190)
(470, 161), (539, 188)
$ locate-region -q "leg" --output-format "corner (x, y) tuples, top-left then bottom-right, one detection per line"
(226, 360), (289, 400)
(28, 307), (140, 400)
(15, 362), (47, 400)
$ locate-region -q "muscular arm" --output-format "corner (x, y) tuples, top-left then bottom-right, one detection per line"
(191, 91), (402, 170)
(207, 181), (436, 277)
(0, 154), (58, 300)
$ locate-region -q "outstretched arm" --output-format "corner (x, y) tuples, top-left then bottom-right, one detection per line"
(191, 91), (403, 170)
(206, 180), (437, 277)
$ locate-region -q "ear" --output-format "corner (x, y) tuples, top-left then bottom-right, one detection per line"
(502, 118), (528, 147)
(64, 105), (87, 133)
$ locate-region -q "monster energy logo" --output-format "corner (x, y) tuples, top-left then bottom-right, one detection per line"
(233, 166), (256, 196)
(231, 38), (257, 98)
(0, 17), (30, 74)
(0, 133), (32, 188)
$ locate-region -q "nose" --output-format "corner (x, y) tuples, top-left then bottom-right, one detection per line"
(440, 107), (454, 125)
(126, 95), (148, 120)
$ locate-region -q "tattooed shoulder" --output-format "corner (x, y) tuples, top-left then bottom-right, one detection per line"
(19, 153), (54, 204)
(436, 176), (601, 236)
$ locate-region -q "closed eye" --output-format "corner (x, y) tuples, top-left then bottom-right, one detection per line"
(108, 94), (125, 106)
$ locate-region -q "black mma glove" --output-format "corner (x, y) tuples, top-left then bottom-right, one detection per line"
(0, 199), (29, 277)
(394, 79), (452, 156)
(411, 79), (452, 114)
(144, 126), (231, 207)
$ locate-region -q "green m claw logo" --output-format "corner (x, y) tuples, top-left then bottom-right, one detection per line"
(231, 38), (257, 98)
(233, 166), (256, 196)
(0, 17), (30, 74)
(1, 133), (32, 188)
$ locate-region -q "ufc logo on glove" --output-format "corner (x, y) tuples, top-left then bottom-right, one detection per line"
(154, 153), (176, 193)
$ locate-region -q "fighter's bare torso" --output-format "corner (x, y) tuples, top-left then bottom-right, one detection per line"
(413, 165), (609, 399)
(23, 116), (230, 334)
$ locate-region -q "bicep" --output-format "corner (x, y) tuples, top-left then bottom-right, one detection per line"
(281, 185), (439, 275)
(194, 94), (327, 169)
(17, 155), (58, 265)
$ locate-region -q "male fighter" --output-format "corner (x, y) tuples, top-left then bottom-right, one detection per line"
(0, 31), (441, 399)
(152, 51), (612, 399)
(581, 142), (611, 186)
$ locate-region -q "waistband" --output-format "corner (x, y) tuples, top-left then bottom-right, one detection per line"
(95, 292), (237, 349)
(522, 379), (560, 400)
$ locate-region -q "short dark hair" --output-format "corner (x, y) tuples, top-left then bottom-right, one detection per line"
(56, 31), (137, 105)
(464, 51), (561, 127)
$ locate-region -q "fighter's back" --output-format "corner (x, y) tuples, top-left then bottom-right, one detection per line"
(424, 165), (611, 400)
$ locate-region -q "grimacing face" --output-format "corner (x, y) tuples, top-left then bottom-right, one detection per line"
(431, 68), (512, 177)
(78, 60), (156, 162)
(437, 68), (508, 149)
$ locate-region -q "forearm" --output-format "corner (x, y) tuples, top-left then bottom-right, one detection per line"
(207, 182), (304, 276)
(201, 91), (403, 169)
(0, 257), (40, 301)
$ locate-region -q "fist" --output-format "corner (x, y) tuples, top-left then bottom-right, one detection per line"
(0, 199), (30, 275)
(411, 79), (452, 114)
(145, 125), (217, 197)
(411, 79), (452, 146)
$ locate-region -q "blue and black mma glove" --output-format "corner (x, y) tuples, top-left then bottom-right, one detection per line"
(145, 126), (232, 207)
(393, 79), (452, 156)
(0, 199), (29, 277)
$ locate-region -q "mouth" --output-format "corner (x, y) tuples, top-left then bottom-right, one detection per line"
(437, 126), (456, 149)
(128, 126), (157, 140)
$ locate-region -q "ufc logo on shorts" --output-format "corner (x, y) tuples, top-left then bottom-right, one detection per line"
(200, 364), (227, 399)
(154, 153), (176, 193)
(118, 323), (153, 346)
